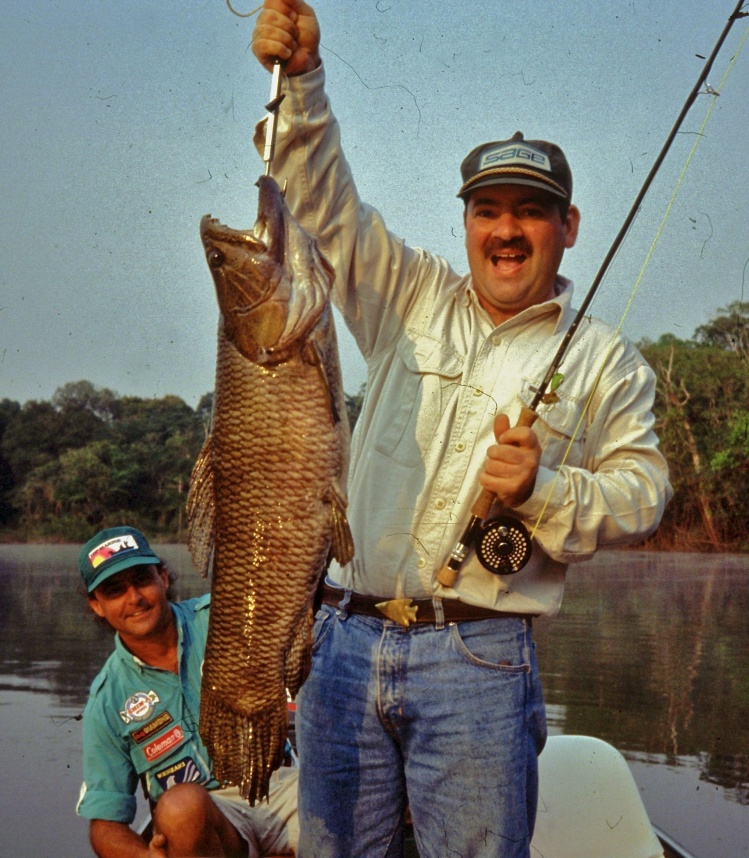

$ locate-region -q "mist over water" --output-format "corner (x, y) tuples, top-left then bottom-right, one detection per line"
(1, 546), (747, 857)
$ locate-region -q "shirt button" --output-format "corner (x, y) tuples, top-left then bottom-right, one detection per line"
(434, 499), (446, 510)
(417, 557), (427, 568)
(492, 334), (502, 346)
(455, 441), (466, 452)
(473, 387), (483, 397)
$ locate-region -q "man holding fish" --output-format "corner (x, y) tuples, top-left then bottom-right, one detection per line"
(252, 2), (671, 856)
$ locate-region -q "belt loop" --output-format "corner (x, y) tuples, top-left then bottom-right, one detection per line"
(431, 596), (445, 630)
(336, 588), (352, 621)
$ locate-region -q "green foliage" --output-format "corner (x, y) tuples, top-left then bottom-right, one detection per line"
(693, 301), (749, 352)
(3, 299), (749, 550)
(0, 378), (373, 543)
(0, 384), (208, 541)
(639, 337), (749, 551)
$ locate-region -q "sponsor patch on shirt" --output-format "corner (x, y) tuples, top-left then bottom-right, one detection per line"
(119, 690), (160, 724)
(154, 756), (204, 791)
(143, 725), (185, 762)
(131, 710), (174, 744)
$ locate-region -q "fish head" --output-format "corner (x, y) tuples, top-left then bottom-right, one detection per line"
(200, 176), (335, 364)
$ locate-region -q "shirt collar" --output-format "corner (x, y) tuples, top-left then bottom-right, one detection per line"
(463, 274), (575, 334)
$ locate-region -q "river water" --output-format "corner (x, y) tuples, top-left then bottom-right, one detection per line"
(0, 546), (747, 858)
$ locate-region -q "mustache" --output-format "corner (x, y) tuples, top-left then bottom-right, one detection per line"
(484, 238), (531, 257)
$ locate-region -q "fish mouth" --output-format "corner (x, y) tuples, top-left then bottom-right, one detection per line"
(200, 216), (269, 254)
(200, 176), (287, 265)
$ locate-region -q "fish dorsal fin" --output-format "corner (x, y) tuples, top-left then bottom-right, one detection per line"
(186, 434), (216, 578)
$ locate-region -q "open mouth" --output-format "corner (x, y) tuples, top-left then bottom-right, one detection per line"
(489, 251), (528, 269)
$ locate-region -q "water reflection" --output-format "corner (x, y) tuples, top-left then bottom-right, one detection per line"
(0, 546), (747, 857)
(533, 551), (749, 803)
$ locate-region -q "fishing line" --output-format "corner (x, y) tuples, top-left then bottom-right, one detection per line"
(226, 0), (263, 17)
(439, 1), (749, 583)
(528, 17), (749, 543)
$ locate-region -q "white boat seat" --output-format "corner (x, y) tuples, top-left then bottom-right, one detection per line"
(531, 735), (665, 858)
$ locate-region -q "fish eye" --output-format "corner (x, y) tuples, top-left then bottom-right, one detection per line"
(207, 248), (225, 269)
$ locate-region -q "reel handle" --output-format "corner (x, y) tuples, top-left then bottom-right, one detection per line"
(470, 405), (539, 518)
(436, 406), (539, 588)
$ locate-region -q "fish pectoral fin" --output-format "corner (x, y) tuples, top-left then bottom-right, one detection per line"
(285, 610), (313, 699)
(186, 434), (216, 578)
(326, 483), (354, 566)
(303, 339), (340, 425)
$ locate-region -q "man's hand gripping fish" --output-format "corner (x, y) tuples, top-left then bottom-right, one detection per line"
(187, 175), (354, 804)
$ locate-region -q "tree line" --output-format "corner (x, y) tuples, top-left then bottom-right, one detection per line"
(1, 303), (747, 550)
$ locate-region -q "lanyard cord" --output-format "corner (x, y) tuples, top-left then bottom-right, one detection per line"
(528, 0), (749, 413)
(438, 2), (748, 585)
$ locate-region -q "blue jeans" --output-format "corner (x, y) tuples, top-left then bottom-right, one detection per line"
(296, 599), (547, 857)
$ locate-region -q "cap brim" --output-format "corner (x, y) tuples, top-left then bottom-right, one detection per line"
(87, 554), (161, 592)
(458, 175), (568, 200)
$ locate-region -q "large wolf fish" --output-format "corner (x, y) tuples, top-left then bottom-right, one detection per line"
(187, 175), (353, 804)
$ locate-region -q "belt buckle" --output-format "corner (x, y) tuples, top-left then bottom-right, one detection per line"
(375, 598), (418, 627)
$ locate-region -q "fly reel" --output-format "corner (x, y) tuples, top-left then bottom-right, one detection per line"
(475, 515), (532, 575)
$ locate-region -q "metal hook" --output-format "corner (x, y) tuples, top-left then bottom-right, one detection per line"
(263, 61), (285, 176)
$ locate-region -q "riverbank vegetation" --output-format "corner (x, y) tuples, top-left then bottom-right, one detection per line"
(1, 304), (747, 551)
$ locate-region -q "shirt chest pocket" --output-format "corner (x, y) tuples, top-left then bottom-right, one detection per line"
(374, 333), (465, 468)
(520, 379), (587, 470)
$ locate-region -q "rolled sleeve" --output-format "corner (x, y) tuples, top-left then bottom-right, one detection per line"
(77, 702), (139, 823)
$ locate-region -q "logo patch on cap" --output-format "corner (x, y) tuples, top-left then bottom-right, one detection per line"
(479, 143), (551, 173)
(89, 534), (139, 569)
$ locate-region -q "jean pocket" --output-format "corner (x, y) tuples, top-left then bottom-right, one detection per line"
(451, 620), (531, 672)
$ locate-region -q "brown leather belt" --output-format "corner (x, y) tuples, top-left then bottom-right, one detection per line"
(321, 583), (534, 627)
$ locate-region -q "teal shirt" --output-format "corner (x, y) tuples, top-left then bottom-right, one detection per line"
(76, 594), (218, 823)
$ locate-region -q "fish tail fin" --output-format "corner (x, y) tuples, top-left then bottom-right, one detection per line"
(199, 689), (288, 806)
(285, 610), (313, 699)
(187, 434), (215, 578)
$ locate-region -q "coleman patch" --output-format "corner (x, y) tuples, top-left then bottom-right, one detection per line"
(131, 710), (173, 744)
(143, 725), (185, 762)
(119, 690), (160, 724)
(154, 756), (204, 791)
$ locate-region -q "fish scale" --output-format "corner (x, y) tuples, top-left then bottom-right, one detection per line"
(188, 175), (353, 804)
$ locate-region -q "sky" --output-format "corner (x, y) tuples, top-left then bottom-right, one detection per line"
(1, 0), (748, 409)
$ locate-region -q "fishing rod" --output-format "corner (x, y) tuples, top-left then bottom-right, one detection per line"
(437, 0), (749, 588)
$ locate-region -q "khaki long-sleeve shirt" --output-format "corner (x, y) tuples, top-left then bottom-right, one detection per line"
(255, 64), (672, 616)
